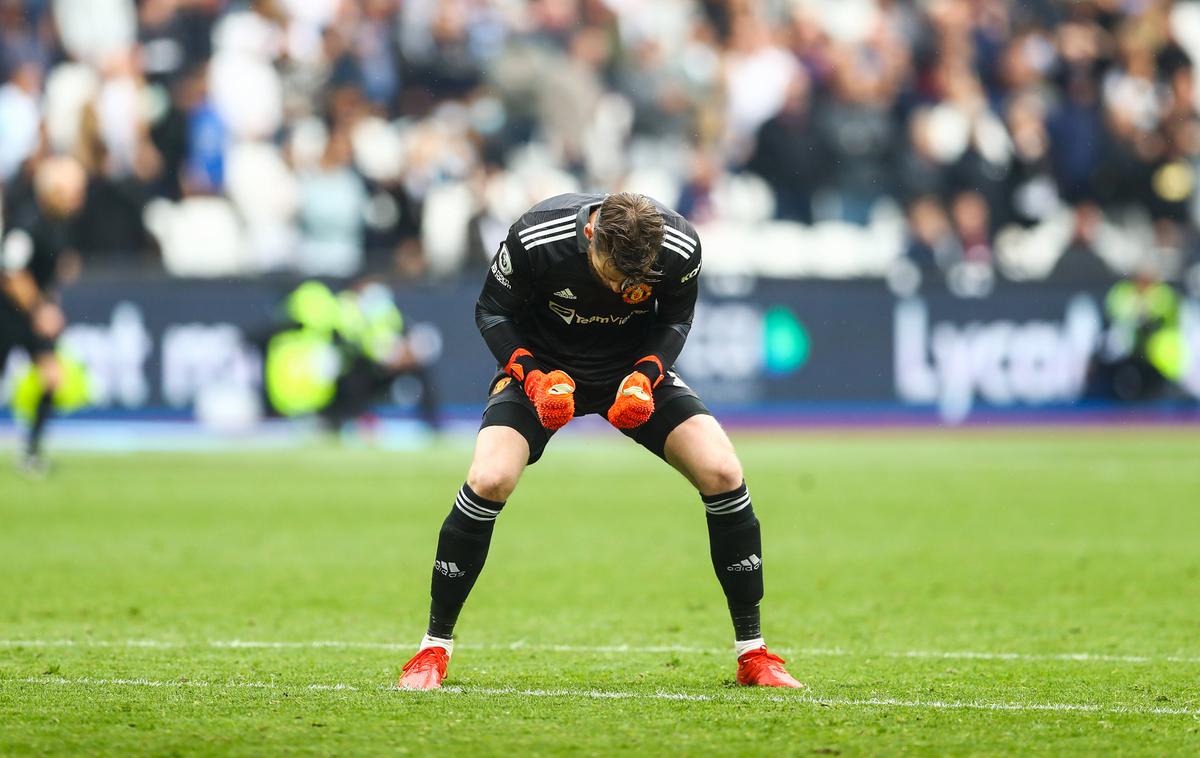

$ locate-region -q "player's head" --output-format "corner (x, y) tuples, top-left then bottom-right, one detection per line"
(35, 155), (87, 219)
(584, 192), (664, 293)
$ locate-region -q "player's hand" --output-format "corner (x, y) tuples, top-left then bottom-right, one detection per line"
(607, 372), (655, 429)
(32, 302), (65, 338)
(607, 356), (663, 429)
(523, 369), (576, 430)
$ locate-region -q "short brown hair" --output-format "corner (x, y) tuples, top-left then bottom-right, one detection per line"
(593, 192), (664, 286)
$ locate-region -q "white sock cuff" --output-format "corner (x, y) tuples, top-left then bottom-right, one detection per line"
(420, 633), (454, 657)
(735, 637), (766, 657)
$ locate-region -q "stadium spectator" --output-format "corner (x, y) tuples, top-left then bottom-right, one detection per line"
(0, 63), (41, 182)
(0, 0), (1198, 283)
(296, 126), (368, 277)
(746, 68), (823, 223)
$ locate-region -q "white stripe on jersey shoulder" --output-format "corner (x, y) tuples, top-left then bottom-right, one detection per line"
(661, 238), (691, 259)
(519, 214), (577, 239)
(520, 222), (574, 244)
(525, 230), (577, 250)
(663, 225), (697, 249)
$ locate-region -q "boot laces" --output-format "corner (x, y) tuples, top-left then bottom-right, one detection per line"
(403, 647), (445, 674)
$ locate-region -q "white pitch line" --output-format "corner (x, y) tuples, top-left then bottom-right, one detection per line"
(7, 677), (1199, 717)
(441, 686), (1200, 717)
(3, 638), (1199, 664)
(11, 676), (359, 692)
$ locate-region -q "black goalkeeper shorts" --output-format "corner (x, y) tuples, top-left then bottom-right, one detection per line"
(481, 369), (711, 465)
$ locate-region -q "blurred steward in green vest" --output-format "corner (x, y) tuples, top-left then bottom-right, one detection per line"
(1098, 269), (1185, 400)
(264, 280), (343, 417)
(264, 279), (439, 430)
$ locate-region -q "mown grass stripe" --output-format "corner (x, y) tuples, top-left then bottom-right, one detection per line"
(7, 677), (1198, 717)
(3, 638), (1198, 664)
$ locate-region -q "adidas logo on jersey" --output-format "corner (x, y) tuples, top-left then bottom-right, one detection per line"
(435, 560), (466, 578)
(726, 554), (762, 572)
(554, 288), (577, 299)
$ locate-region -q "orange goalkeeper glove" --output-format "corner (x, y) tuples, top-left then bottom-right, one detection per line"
(504, 348), (576, 430)
(606, 356), (663, 430)
(523, 369), (576, 430)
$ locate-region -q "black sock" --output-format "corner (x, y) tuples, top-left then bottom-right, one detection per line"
(426, 483), (504, 639)
(27, 390), (53, 458)
(702, 482), (763, 641)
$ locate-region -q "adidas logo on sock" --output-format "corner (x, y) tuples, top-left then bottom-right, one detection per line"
(435, 560), (466, 578)
(726, 554), (762, 572)
(553, 288), (577, 299)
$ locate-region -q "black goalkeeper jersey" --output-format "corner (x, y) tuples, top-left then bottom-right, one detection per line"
(475, 193), (702, 388)
(1, 204), (70, 295)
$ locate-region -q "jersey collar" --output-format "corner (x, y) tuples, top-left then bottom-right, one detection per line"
(575, 195), (608, 257)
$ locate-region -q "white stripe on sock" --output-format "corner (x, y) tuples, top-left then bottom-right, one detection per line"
(705, 493), (750, 514)
(455, 497), (496, 521)
(459, 489), (501, 515)
(419, 633), (453, 657)
(735, 637), (766, 657)
(705, 489), (749, 508)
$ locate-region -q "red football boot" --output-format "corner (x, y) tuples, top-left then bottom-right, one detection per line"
(397, 646), (449, 690)
(736, 646), (805, 688)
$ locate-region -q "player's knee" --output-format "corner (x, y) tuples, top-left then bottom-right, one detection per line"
(466, 464), (519, 503)
(699, 454), (744, 496)
(36, 357), (62, 391)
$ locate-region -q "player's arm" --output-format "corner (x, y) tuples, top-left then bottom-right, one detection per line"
(475, 227), (536, 376)
(2, 228), (66, 340)
(635, 255), (699, 384)
(608, 227), (701, 429)
(1, 229), (41, 312)
(0, 269), (39, 312)
(474, 228), (575, 430)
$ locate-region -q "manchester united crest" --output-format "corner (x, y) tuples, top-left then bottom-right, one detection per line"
(491, 377), (512, 395)
(622, 283), (653, 305)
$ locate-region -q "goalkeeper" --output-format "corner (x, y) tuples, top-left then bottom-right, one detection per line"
(398, 192), (802, 690)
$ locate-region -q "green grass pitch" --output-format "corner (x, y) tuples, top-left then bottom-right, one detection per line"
(2, 430), (1199, 755)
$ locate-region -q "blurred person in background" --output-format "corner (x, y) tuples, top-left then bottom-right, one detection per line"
(0, 1), (55, 78)
(1092, 266), (1186, 402)
(1, 0), (1200, 287)
(70, 48), (162, 266)
(808, 3), (909, 224)
(322, 280), (439, 432)
(0, 62), (41, 183)
(1046, 15), (1107, 209)
(902, 194), (958, 288)
(181, 63), (228, 194)
(746, 68), (823, 223)
(296, 126), (367, 276)
(1, 155), (86, 474)
(262, 279), (438, 433)
(52, 0), (136, 67)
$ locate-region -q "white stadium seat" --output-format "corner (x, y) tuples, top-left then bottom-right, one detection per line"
(145, 197), (248, 277)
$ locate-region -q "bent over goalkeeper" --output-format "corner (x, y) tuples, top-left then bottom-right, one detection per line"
(398, 192), (802, 689)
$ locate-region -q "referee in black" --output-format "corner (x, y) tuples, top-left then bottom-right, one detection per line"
(1, 156), (86, 474)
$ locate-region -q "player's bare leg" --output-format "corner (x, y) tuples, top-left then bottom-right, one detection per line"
(398, 425), (529, 689)
(664, 414), (804, 688)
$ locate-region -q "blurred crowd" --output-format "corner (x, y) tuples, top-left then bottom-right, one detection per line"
(4, 0), (1200, 288)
